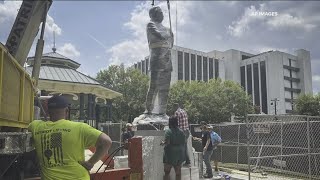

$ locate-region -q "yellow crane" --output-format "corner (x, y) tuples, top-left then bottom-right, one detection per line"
(0, 0), (52, 179)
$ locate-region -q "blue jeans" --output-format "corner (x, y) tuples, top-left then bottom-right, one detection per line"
(203, 150), (213, 175)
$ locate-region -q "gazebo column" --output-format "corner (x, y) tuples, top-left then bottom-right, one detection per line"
(92, 95), (97, 128)
(92, 95), (96, 120)
(79, 93), (85, 120)
(106, 99), (113, 122)
(95, 104), (100, 130)
(95, 104), (101, 122)
(87, 94), (93, 120)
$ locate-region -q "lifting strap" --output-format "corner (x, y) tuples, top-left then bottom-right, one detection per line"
(167, 0), (172, 33)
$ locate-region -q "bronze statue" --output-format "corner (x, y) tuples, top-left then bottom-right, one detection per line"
(145, 6), (174, 115)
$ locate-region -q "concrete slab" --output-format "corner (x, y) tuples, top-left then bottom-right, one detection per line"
(170, 167), (200, 180)
(114, 155), (129, 169)
(138, 130), (200, 180)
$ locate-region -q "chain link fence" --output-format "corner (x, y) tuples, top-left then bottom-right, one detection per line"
(190, 115), (320, 179)
(247, 115), (320, 180)
(98, 122), (123, 156)
(190, 123), (248, 168)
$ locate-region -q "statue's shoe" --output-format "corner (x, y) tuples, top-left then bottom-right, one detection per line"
(143, 110), (152, 115)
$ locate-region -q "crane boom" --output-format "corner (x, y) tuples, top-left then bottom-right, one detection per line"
(5, 0), (52, 66)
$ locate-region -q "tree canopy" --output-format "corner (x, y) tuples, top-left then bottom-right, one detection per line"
(294, 93), (320, 116)
(96, 65), (149, 122)
(167, 79), (253, 124)
(96, 65), (253, 123)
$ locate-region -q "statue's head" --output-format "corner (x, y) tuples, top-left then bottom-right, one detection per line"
(149, 6), (163, 23)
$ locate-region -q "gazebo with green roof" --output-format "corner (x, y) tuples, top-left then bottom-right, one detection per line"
(26, 48), (121, 126)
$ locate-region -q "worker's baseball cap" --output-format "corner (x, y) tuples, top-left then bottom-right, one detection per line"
(126, 123), (133, 127)
(48, 95), (70, 109)
(207, 125), (213, 129)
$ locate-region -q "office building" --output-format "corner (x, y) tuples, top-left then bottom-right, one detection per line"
(133, 46), (312, 115)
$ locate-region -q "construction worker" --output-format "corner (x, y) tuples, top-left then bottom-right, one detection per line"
(121, 123), (134, 144)
(121, 123), (134, 155)
(28, 95), (112, 180)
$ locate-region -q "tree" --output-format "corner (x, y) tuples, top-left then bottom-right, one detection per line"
(167, 79), (253, 124)
(294, 93), (320, 116)
(96, 65), (149, 122)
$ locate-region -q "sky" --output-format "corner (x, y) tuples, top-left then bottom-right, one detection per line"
(0, 0), (319, 93)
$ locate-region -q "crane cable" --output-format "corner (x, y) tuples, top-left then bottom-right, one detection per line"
(166, 0), (172, 34)
(150, 0), (172, 32)
(151, 0), (174, 45)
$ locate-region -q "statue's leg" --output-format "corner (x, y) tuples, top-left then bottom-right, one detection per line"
(158, 71), (171, 115)
(145, 71), (158, 114)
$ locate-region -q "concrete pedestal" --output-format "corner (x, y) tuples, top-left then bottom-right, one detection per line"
(114, 155), (129, 169)
(134, 130), (199, 180)
(132, 114), (169, 130)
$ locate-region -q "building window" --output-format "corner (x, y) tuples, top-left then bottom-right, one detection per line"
(178, 51), (183, 80)
(288, 59), (294, 110)
(184, 52), (190, 81)
(260, 61), (268, 114)
(246, 64), (252, 96)
(138, 62), (141, 71)
(191, 54), (196, 80)
(240, 66), (246, 90)
(197, 55), (202, 81)
(214, 59), (219, 79)
(253, 63), (260, 107)
(209, 58), (214, 80)
(242, 55), (251, 60)
(142, 60), (145, 74)
(146, 59), (149, 75)
(203, 57), (208, 82)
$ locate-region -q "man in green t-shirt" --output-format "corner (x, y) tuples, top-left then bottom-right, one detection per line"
(29, 95), (112, 180)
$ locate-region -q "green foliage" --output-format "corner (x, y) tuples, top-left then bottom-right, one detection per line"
(294, 93), (320, 116)
(167, 79), (254, 124)
(96, 65), (149, 122)
(97, 66), (253, 123)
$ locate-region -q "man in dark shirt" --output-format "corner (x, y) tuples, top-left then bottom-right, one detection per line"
(121, 123), (134, 155)
(193, 122), (213, 178)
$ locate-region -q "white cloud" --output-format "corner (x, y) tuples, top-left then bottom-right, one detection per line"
(107, 1), (193, 66)
(227, 3), (318, 37)
(267, 13), (317, 31)
(57, 43), (80, 59)
(228, 5), (267, 37)
(0, 1), (21, 24)
(251, 46), (289, 54)
(313, 75), (320, 81)
(215, 35), (223, 40)
(107, 39), (148, 66)
(0, 0), (62, 42)
(45, 15), (62, 36)
(312, 75), (320, 94)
